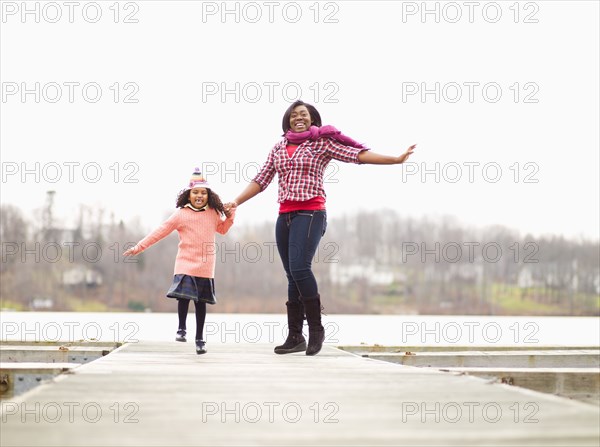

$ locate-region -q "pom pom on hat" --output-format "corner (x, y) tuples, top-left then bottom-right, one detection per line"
(186, 167), (210, 190)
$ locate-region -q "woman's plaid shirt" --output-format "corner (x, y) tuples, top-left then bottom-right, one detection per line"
(253, 137), (368, 202)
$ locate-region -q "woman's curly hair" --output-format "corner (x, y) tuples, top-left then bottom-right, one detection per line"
(175, 188), (225, 216)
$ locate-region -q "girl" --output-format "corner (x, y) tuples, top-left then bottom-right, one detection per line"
(124, 168), (235, 354)
(226, 100), (415, 356)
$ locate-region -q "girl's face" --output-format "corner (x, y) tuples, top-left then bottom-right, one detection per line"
(189, 188), (209, 208)
(289, 105), (312, 133)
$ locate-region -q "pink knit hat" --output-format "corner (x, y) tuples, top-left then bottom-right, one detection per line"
(186, 167), (211, 190)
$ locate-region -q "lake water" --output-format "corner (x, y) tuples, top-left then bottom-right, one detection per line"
(1, 312), (598, 347)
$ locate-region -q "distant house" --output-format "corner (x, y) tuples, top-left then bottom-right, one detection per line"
(518, 267), (534, 288)
(29, 297), (54, 310)
(329, 262), (400, 286)
(62, 266), (103, 287)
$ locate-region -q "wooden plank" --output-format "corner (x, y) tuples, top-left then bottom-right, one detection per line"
(429, 366), (600, 399)
(0, 341), (121, 348)
(363, 350), (600, 368)
(0, 346), (112, 363)
(0, 363), (81, 400)
(339, 345), (600, 353)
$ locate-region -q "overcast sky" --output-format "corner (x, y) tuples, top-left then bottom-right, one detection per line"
(1, 1), (599, 241)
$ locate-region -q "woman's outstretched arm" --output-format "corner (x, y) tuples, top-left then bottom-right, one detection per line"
(358, 144), (416, 165)
(227, 181), (262, 209)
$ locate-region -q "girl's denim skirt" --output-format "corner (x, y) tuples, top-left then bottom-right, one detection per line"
(166, 274), (216, 305)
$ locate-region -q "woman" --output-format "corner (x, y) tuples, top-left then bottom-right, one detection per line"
(226, 100), (415, 356)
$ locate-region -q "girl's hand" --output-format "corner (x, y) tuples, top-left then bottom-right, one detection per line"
(396, 144), (416, 164)
(224, 201), (238, 212)
(123, 247), (136, 256)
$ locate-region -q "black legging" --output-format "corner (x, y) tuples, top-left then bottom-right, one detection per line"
(177, 299), (206, 341)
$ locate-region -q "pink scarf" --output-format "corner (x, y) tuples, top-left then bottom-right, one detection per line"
(285, 125), (366, 149)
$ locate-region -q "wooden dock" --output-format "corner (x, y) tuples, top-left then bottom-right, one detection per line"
(1, 341), (599, 446)
(359, 349), (600, 368)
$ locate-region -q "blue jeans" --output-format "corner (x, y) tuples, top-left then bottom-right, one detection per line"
(275, 210), (327, 303)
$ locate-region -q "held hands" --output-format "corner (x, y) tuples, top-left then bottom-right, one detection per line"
(396, 144), (417, 164)
(223, 201), (238, 214)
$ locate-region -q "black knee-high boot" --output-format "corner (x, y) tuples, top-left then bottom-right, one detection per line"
(274, 300), (306, 354)
(301, 294), (324, 356)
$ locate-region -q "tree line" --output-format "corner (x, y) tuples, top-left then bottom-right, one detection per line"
(1, 202), (598, 315)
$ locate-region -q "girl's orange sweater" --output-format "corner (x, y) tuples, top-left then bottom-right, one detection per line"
(130, 207), (235, 278)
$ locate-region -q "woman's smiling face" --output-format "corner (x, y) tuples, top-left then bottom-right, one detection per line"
(289, 105), (312, 133)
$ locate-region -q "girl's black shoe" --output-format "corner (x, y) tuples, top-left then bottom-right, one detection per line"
(176, 329), (187, 342)
(195, 339), (207, 355)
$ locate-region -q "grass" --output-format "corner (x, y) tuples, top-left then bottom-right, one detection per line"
(64, 297), (109, 312)
(0, 299), (26, 311)
(489, 283), (599, 315)
(492, 292), (563, 314)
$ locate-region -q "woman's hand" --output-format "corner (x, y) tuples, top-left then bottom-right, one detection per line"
(357, 144), (417, 165)
(396, 144), (416, 164)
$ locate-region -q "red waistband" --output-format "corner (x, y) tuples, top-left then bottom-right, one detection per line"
(279, 196), (326, 214)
